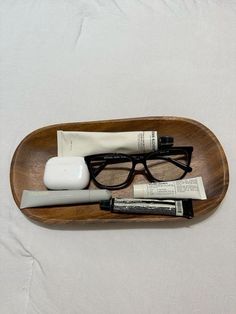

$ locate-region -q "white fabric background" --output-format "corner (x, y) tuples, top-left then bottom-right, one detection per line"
(1, 1), (236, 313)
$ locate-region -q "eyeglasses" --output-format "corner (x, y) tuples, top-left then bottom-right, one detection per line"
(85, 146), (193, 190)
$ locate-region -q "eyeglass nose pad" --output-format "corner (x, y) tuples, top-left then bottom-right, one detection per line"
(134, 168), (146, 175)
(133, 162), (148, 176)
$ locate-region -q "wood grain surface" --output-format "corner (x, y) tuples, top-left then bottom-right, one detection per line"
(10, 116), (229, 224)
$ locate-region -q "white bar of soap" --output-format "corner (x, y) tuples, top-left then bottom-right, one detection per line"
(43, 157), (90, 190)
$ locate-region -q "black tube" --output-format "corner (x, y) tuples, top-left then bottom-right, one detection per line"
(100, 198), (193, 219)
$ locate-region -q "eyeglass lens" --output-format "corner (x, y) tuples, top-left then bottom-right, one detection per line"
(146, 152), (188, 181)
(90, 156), (133, 187)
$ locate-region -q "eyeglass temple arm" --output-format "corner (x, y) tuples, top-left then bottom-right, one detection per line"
(147, 155), (192, 172)
(90, 157), (135, 177)
(165, 157), (192, 172)
(92, 161), (109, 177)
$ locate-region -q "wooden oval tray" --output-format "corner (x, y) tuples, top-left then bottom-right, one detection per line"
(10, 116), (229, 224)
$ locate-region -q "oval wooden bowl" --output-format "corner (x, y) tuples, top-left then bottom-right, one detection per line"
(10, 116), (229, 225)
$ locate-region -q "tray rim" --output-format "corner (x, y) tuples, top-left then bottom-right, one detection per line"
(10, 116), (229, 224)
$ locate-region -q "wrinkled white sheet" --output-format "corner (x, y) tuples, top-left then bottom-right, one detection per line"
(1, 1), (236, 313)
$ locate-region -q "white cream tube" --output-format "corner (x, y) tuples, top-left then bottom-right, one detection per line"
(20, 190), (112, 209)
(133, 177), (207, 200)
(57, 131), (158, 157)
